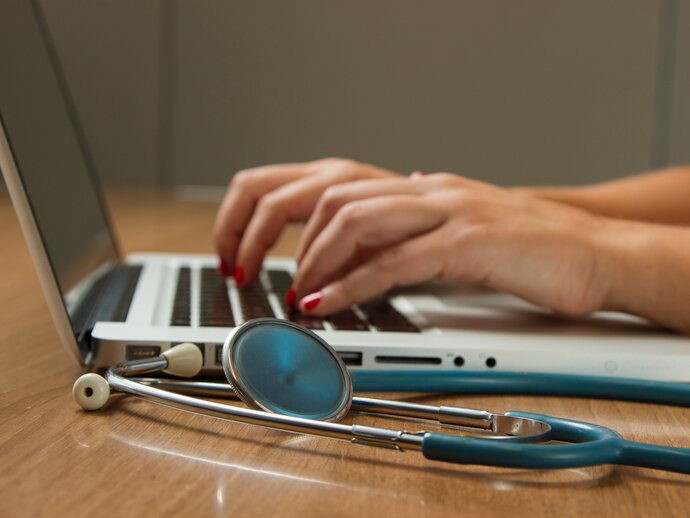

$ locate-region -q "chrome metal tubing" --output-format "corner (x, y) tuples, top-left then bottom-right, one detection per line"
(131, 378), (551, 439)
(108, 371), (424, 451)
(111, 358), (168, 377)
(134, 379), (495, 429)
(352, 397), (493, 429)
(133, 378), (238, 398)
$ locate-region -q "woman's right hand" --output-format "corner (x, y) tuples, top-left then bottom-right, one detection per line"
(212, 158), (399, 286)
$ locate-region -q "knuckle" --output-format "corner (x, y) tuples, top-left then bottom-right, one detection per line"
(324, 157), (352, 168)
(335, 202), (367, 230)
(450, 189), (481, 212)
(230, 169), (253, 189)
(432, 172), (460, 186)
(433, 172), (474, 190)
(319, 185), (349, 214)
(322, 158), (362, 179)
(255, 192), (281, 217)
(375, 247), (404, 272)
(320, 156), (345, 165)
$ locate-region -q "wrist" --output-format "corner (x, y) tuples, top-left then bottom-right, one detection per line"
(591, 219), (659, 317)
(513, 185), (593, 210)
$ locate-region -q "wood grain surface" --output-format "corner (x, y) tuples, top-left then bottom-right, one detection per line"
(1, 187), (689, 518)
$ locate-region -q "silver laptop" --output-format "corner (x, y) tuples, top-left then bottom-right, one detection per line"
(3, 0), (690, 380)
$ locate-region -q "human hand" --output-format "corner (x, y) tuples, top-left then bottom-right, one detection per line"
(292, 173), (617, 317)
(213, 158), (399, 285)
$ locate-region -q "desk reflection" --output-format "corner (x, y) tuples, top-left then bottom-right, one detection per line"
(70, 395), (613, 511)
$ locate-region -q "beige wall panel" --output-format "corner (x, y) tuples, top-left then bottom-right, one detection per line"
(670, 0), (690, 164)
(40, 0), (160, 185)
(171, 0), (663, 187)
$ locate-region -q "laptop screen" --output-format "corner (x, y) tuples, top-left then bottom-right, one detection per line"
(0, 0), (119, 300)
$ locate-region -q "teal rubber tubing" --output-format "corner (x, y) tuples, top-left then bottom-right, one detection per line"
(422, 411), (690, 474)
(350, 370), (690, 407)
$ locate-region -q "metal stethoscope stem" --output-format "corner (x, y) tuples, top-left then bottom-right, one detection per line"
(132, 377), (550, 439)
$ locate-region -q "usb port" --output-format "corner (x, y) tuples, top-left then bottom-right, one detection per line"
(125, 345), (161, 361)
(338, 351), (362, 366)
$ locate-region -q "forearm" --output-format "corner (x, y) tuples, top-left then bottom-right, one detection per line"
(597, 219), (690, 334)
(516, 166), (690, 225)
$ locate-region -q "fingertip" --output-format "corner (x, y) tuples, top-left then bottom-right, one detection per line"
(218, 258), (230, 277)
(233, 265), (245, 285)
(285, 287), (296, 310)
(299, 291), (323, 312)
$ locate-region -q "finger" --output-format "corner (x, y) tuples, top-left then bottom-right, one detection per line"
(295, 177), (428, 263)
(213, 164), (312, 272)
(234, 172), (351, 285)
(293, 195), (446, 299)
(299, 229), (446, 315)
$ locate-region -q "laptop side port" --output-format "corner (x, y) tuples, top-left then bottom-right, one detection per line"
(338, 351), (363, 367)
(374, 355), (442, 365)
(125, 345), (161, 361)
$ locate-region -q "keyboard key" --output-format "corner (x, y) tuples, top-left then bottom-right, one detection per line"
(266, 270), (327, 328)
(170, 267), (191, 326)
(358, 298), (420, 333)
(327, 309), (369, 331)
(200, 268), (235, 327)
(237, 282), (275, 321)
(266, 269), (293, 295)
(287, 311), (325, 330)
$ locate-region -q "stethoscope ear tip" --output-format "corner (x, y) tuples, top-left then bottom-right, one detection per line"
(162, 343), (204, 378)
(73, 373), (110, 411)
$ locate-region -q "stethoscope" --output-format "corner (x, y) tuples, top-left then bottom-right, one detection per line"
(73, 318), (690, 474)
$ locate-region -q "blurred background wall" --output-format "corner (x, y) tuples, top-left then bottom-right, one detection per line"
(39, 0), (690, 188)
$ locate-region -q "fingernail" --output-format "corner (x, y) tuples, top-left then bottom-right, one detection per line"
(410, 171), (426, 179)
(301, 292), (322, 311)
(285, 287), (296, 309)
(218, 259), (230, 277)
(233, 265), (245, 285)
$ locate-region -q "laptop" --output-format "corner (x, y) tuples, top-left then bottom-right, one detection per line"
(3, 0), (690, 381)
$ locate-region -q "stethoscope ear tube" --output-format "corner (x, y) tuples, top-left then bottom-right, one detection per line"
(422, 433), (623, 470)
(351, 371), (690, 408)
(421, 433), (690, 474)
(421, 410), (690, 474)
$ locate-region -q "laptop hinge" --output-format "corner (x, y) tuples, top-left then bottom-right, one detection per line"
(72, 264), (143, 353)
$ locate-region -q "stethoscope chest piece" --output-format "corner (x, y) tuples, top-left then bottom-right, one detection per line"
(222, 318), (353, 422)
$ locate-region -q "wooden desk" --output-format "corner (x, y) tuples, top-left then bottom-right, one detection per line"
(1, 187), (689, 517)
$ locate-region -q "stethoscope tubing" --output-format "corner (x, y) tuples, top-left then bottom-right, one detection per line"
(424, 412), (690, 474)
(351, 370), (690, 407)
(351, 372), (690, 473)
(127, 376), (690, 474)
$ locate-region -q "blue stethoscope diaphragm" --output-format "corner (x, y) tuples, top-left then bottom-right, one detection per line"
(222, 318), (353, 421)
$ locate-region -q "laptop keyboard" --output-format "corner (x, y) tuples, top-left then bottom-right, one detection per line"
(200, 267), (235, 327)
(171, 266), (419, 332)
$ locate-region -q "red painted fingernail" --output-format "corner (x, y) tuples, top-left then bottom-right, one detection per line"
(285, 287), (296, 309)
(301, 292), (322, 311)
(410, 170), (426, 178)
(218, 259), (230, 277)
(233, 265), (245, 284)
